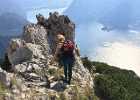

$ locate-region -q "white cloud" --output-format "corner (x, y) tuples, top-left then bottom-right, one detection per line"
(15, 0), (73, 10)
(91, 41), (140, 76)
(76, 21), (140, 76)
(26, 7), (67, 23)
(25, 0), (73, 23)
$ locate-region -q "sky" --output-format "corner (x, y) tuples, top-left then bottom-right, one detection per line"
(0, 0), (140, 76)
(0, 0), (73, 22)
(65, 0), (140, 76)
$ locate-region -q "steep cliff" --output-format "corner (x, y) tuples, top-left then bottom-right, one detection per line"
(0, 12), (94, 100)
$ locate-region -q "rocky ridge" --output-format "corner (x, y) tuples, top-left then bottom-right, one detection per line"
(0, 12), (93, 100)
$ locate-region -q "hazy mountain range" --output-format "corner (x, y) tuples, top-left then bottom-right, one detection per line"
(0, 12), (28, 58)
(0, 12), (28, 36)
(0, 35), (19, 58)
(65, 0), (140, 31)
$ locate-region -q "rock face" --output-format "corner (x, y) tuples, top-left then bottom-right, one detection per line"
(7, 39), (33, 65)
(45, 12), (75, 53)
(3, 12), (93, 100)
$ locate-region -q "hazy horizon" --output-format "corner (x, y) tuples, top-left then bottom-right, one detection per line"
(0, 0), (140, 76)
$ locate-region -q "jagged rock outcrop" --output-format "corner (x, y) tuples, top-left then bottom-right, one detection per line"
(2, 12), (93, 100)
(7, 39), (33, 65)
(44, 12), (75, 53)
(23, 24), (50, 57)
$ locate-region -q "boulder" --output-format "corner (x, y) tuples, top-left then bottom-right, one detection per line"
(7, 40), (46, 66)
(7, 39), (33, 65)
(14, 64), (27, 73)
(0, 67), (11, 87)
(50, 81), (66, 92)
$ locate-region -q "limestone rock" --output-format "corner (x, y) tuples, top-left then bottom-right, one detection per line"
(8, 39), (48, 65)
(47, 12), (75, 40)
(73, 55), (93, 88)
(25, 43), (46, 60)
(14, 64), (27, 73)
(46, 12), (75, 53)
(5, 12), (94, 99)
(0, 67), (12, 87)
(7, 39), (33, 65)
(11, 85), (20, 94)
(23, 24), (50, 57)
(50, 81), (66, 92)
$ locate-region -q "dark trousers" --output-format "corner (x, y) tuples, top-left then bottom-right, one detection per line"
(62, 57), (74, 83)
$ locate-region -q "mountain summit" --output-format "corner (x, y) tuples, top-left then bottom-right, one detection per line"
(0, 12), (93, 100)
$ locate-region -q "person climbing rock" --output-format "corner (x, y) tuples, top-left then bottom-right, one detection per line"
(61, 40), (75, 84)
(50, 34), (65, 65)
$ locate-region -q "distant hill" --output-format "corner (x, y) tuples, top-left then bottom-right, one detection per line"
(0, 35), (20, 58)
(82, 57), (140, 100)
(0, 12), (28, 36)
(0, 12), (28, 58)
(65, 0), (140, 31)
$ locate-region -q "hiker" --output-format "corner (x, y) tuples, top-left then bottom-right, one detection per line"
(50, 34), (65, 64)
(61, 40), (75, 84)
(50, 34), (76, 84)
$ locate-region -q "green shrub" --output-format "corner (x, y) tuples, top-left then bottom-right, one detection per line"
(48, 68), (57, 75)
(0, 82), (7, 93)
(94, 75), (131, 100)
(82, 57), (95, 74)
(94, 62), (140, 100)
(82, 58), (140, 100)
(58, 92), (66, 100)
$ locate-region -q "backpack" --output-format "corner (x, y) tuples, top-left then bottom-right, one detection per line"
(63, 40), (74, 51)
(61, 40), (75, 61)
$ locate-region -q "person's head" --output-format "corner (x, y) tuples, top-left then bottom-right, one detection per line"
(56, 34), (65, 43)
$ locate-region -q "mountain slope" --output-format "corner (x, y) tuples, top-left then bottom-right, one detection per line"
(0, 35), (20, 58)
(0, 12), (28, 58)
(82, 57), (140, 100)
(65, 0), (140, 30)
(0, 12), (94, 100)
(0, 12), (28, 36)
